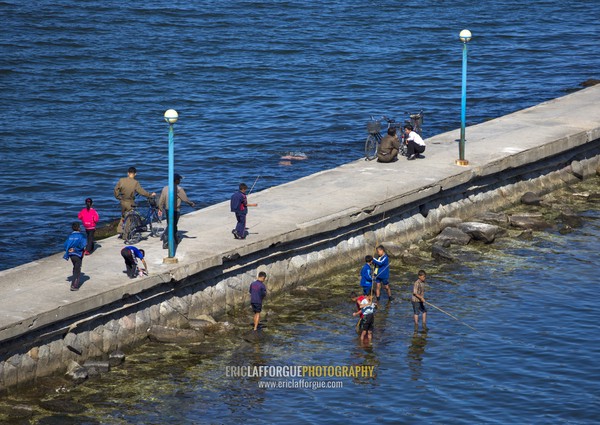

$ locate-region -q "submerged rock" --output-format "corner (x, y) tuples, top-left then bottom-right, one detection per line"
(521, 191), (543, 206)
(147, 325), (204, 343)
(83, 360), (110, 376)
(65, 361), (87, 384)
(508, 213), (552, 230)
(434, 227), (471, 246)
(188, 314), (217, 331)
(559, 211), (583, 228)
(431, 243), (457, 262)
(473, 211), (509, 226)
(517, 229), (534, 240)
(108, 350), (125, 367)
(457, 222), (500, 244)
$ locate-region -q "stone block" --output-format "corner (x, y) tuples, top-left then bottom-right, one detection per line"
(509, 214), (552, 230)
(64, 332), (83, 356)
(147, 325), (204, 344)
(434, 227), (471, 246)
(520, 191), (543, 206)
(65, 360), (88, 383)
(439, 217), (462, 230)
(457, 222), (500, 244)
(83, 360), (110, 376)
(108, 350), (126, 367)
(431, 244), (457, 262)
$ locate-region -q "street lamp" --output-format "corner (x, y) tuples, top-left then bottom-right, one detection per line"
(163, 109), (178, 263)
(456, 29), (472, 167)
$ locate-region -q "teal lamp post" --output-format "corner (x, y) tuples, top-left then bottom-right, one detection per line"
(163, 109), (179, 263)
(456, 29), (472, 166)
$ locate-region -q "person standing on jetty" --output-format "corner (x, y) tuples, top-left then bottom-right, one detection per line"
(404, 124), (426, 160)
(377, 127), (400, 163)
(63, 222), (87, 291)
(360, 255), (374, 295)
(120, 246), (148, 279)
(231, 183), (258, 240)
(158, 173), (195, 249)
(372, 245), (393, 301)
(411, 270), (428, 332)
(78, 197), (99, 255)
(114, 167), (156, 235)
(250, 271), (267, 331)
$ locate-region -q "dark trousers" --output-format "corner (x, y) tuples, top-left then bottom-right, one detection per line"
(70, 255), (83, 288)
(407, 141), (426, 157)
(85, 229), (95, 253)
(163, 210), (181, 242)
(235, 213), (247, 238)
(121, 248), (137, 278)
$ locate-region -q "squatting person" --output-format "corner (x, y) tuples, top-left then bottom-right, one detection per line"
(121, 245), (148, 279)
(404, 124), (426, 160)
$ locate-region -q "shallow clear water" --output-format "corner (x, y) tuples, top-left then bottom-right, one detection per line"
(1, 0), (599, 269)
(3, 190), (599, 424)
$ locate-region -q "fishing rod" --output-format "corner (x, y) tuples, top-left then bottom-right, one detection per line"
(424, 301), (479, 333)
(247, 175), (261, 196)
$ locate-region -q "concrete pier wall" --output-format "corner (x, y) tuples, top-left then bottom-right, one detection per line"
(1, 85), (599, 391)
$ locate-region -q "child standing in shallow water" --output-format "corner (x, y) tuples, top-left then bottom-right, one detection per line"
(78, 197), (99, 255)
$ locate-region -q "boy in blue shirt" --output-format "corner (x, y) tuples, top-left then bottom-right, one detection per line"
(360, 255), (374, 295)
(120, 246), (148, 279)
(63, 222), (87, 291)
(372, 245), (394, 301)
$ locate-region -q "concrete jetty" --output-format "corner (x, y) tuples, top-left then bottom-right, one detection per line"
(1, 85), (599, 391)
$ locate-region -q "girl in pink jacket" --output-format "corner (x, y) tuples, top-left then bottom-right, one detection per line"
(78, 198), (99, 255)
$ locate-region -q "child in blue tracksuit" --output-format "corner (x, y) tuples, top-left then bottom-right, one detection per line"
(372, 245), (393, 301)
(360, 255), (374, 295)
(230, 183), (257, 239)
(63, 222), (87, 291)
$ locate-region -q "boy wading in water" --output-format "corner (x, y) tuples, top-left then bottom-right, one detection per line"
(249, 272), (267, 331)
(353, 296), (376, 344)
(372, 245), (393, 301)
(230, 183), (258, 240)
(412, 270), (428, 332)
(360, 255), (374, 296)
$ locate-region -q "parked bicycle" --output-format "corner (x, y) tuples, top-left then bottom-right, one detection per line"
(122, 196), (164, 244)
(365, 111), (424, 161)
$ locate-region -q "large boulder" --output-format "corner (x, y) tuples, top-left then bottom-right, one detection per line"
(188, 314), (217, 331)
(431, 243), (457, 262)
(434, 227), (471, 246)
(508, 213), (552, 230)
(457, 222), (500, 244)
(520, 192), (543, 206)
(147, 325), (205, 343)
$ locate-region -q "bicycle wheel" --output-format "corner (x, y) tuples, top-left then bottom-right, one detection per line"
(149, 210), (164, 237)
(123, 213), (142, 244)
(365, 134), (379, 161)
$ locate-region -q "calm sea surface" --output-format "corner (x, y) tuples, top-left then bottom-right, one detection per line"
(0, 1), (599, 423)
(0, 0), (598, 270)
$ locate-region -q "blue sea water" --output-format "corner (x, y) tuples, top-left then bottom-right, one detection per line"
(1, 1), (599, 422)
(0, 0), (598, 270)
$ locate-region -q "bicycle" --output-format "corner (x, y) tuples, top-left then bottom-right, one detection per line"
(122, 196), (164, 244)
(365, 111), (424, 161)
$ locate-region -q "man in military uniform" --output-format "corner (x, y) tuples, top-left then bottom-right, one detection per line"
(114, 167), (156, 234)
(377, 127), (400, 163)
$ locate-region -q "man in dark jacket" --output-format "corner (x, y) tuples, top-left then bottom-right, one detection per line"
(377, 127), (400, 163)
(158, 173), (195, 248)
(230, 183), (257, 239)
(249, 272), (267, 331)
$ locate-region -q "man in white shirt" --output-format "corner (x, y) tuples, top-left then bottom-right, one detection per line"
(403, 124), (426, 160)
